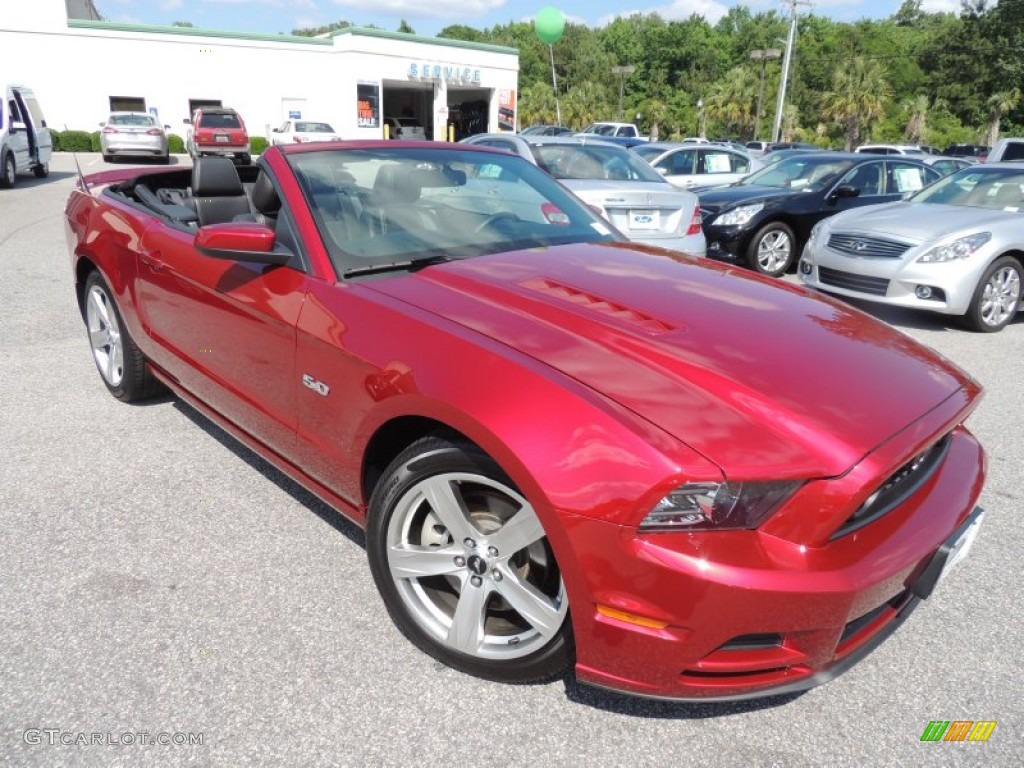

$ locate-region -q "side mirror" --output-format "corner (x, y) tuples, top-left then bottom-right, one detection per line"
(183, 118), (192, 125)
(272, 128), (281, 133)
(830, 185), (860, 201)
(656, 167), (668, 176)
(164, 124), (171, 130)
(99, 122), (106, 127)
(194, 223), (291, 265)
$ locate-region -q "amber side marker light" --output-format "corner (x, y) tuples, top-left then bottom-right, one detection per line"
(596, 605), (670, 630)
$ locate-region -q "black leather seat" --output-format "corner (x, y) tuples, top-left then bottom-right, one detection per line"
(191, 156), (253, 226)
(234, 171), (281, 228)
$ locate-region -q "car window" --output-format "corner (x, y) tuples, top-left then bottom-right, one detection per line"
(661, 150), (694, 175)
(286, 147), (622, 275)
(279, 121), (291, 132)
(701, 150), (744, 174)
(296, 122), (334, 133)
(742, 155), (854, 191)
(914, 167), (1024, 210)
(887, 162), (935, 194)
(838, 163), (885, 196)
(531, 145), (664, 182)
(110, 114), (156, 127)
(201, 113), (241, 129)
(1001, 142), (1024, 161)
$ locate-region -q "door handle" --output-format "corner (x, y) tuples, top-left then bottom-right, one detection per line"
(140, 250), (165, 271)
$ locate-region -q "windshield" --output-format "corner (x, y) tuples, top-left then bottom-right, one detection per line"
(530, 144), (665, 182)
(581, 124), (617, 136)
(739, 154), (855, 191)
(287, 146), (623, 277)
(911, 166), (1024, 210)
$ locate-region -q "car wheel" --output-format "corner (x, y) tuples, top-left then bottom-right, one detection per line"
(83, 271), (165, 402)
(159, 152), (170, 165)
(747, 221), (796, 277)
(33, 162), (49, 178)
(102, 154), (114, 164)
(962, 255), (1022, 333)
(367, 435), (573, 683)
(240, 153), (252, 165)
(0, 153), (16, 188)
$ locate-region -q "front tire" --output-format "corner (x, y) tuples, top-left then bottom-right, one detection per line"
(33, 162), (48, 178)
(0, 153), (16, 188)
(83, 271), (164, 401)
(747, 221), (796, 277)
(962, 255), (1022, 332)
(367, 436), (573, 684)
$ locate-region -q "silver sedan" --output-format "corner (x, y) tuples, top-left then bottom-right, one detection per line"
(799, 163), (1024, 332)
(100, 112), (169, 163)
(460, 134), (705, 256)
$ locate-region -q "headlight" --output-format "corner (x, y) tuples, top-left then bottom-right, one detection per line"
(806, 220), (827, 252)
(639, 480), (802, 532)
(712, 203), (764, 227)
(916, 232), (991, 263)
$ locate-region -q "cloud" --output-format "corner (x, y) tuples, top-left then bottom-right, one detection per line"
(329, 0), (506, 19)
(597, 0), (732, 27)
(920, 0), (963, 13)
(160, 0), (184, 10)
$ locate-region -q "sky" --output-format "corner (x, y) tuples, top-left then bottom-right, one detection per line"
(96, 0), (967, 39)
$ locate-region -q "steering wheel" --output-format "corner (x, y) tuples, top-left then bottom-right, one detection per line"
(474, 212), (521, 233)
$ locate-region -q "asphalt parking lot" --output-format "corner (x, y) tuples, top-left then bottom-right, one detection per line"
(1, 153), (1022, 766)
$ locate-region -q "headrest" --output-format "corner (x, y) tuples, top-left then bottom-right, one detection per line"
(251, 172), (281, 215)
(374, 165), (420, 204)
(192, 156), (244, 196)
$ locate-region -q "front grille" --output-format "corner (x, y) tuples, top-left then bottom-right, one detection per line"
(827, 233), (911, 259)
(831, 434), (952, 540)
(818, 265), (890, 296)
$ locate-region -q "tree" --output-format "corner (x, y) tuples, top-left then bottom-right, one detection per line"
(821, 56), (892, 149)
(397, 20), (415, 34)
(291, 20), (351, 37)
(987, 88), (1022, 145)
(172, 21), (194, 28)
(705, 67), (756, 139)
(902, 94), (930, 143)
(518, 82), (559, 127)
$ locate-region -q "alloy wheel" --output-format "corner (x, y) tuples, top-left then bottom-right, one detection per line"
(86, 284), (124, 386)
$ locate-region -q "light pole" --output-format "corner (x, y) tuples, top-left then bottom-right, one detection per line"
(749, 48), (781, 141)
(611, 65), (636, 121)
(772, 0), (808, 144)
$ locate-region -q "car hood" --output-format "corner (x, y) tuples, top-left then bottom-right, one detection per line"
(827, 201), (1021, 242)
(699, 185), (805, 215)
(367, 243), (975, 478)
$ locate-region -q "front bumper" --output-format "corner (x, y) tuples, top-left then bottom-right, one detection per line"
(799, 244), (991, 316)
(564, 425), (986, 701)
(703, 224), (749, 262)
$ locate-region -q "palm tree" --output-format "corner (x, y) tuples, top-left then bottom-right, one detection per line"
(705, 67), (757, 139)
(562, 81), (610, 130)
(821, 56), (892, 150)
(902, 94), (930, 144)
(645, 98), (667, 141)
(519, 82), (559, 127)
(987, 88), (1021, 146)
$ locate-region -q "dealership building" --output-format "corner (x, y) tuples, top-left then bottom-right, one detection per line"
(0, 0), (519, 142)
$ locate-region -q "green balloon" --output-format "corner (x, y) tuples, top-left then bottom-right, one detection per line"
(535, 6), (565, 45)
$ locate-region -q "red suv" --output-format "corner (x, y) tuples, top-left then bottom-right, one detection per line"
(186, 107), (251, 165)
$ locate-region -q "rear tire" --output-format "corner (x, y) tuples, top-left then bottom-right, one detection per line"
(367, 435), (573, 684)
(962, 255), (1022, 332)
(0, 153), (16, 188)
(82, 271), (165, 401)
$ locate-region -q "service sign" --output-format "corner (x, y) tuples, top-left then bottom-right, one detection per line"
(408, 63), (482, 85)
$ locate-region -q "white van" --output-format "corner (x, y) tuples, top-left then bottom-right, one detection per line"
(1, 85), (52, 188)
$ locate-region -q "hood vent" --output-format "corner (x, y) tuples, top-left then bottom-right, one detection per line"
(519, 277), (677, 334)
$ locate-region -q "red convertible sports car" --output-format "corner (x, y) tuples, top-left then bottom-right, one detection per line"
(65, 142), (987, 702)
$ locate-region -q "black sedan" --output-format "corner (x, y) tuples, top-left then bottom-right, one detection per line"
(699, 152), (942, 276)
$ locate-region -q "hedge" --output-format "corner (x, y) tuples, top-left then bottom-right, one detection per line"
(250, 136), (268, 155)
